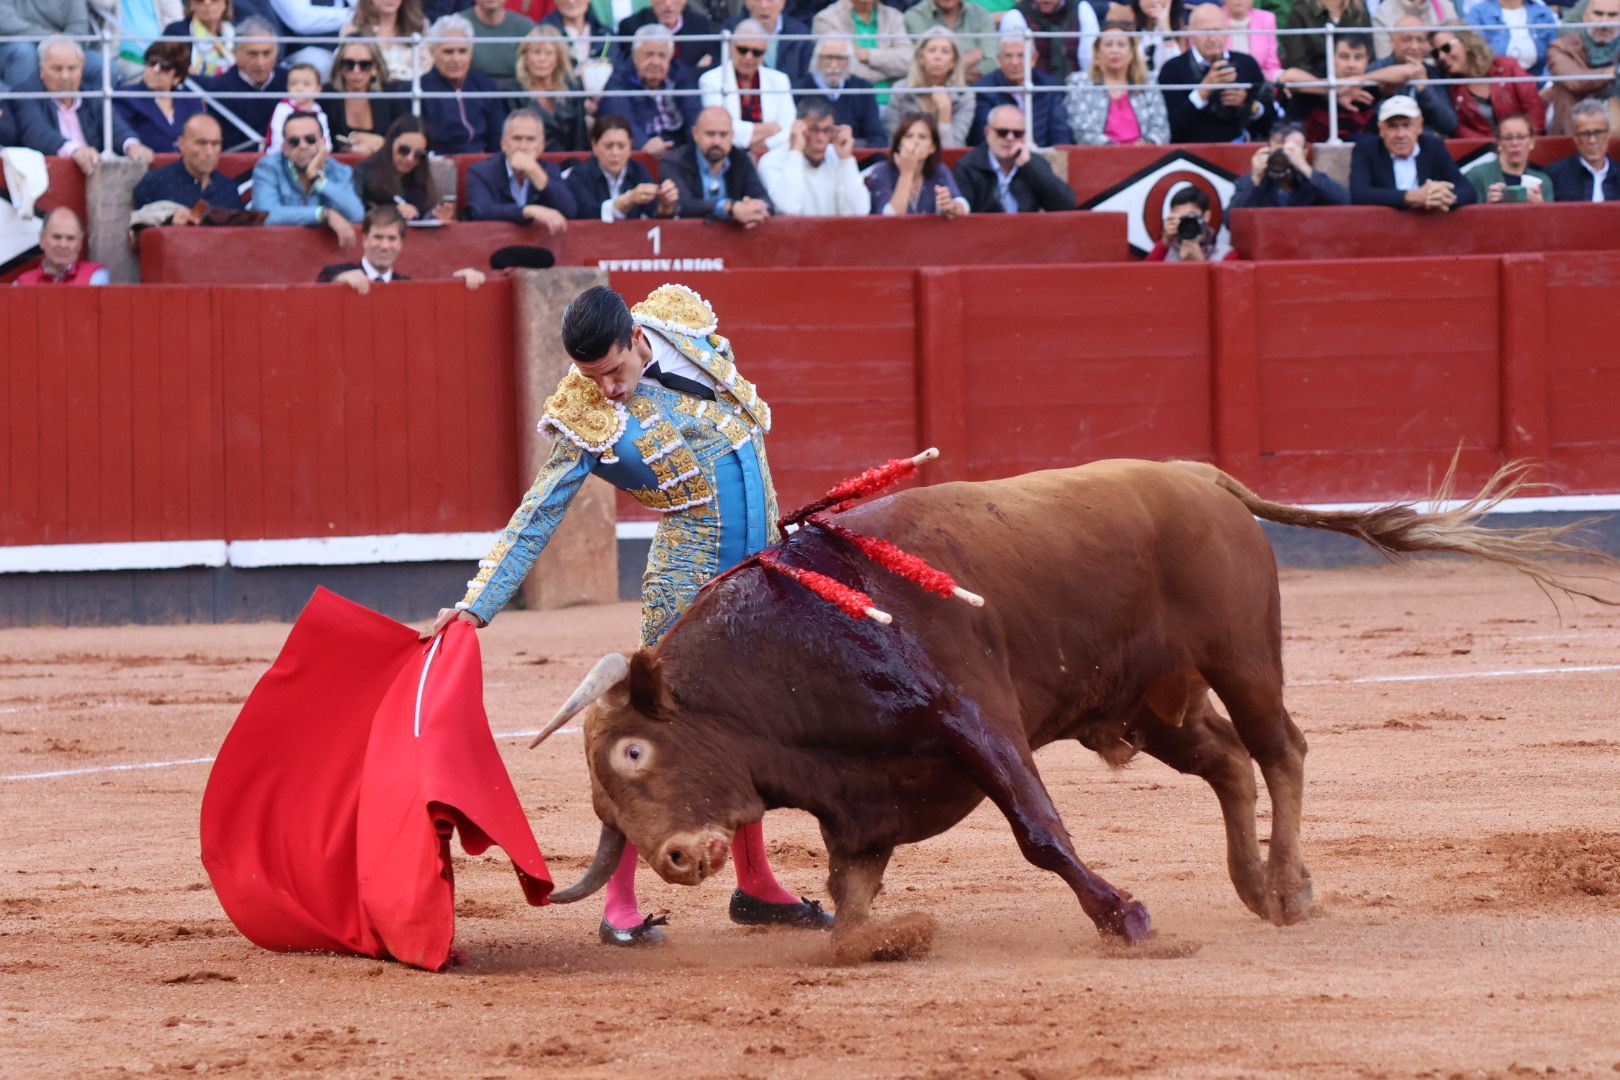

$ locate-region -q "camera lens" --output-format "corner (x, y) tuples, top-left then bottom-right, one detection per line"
(1176, 215), (1203, 241)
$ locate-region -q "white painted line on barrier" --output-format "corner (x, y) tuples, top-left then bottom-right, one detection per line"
(0, 540), (228, 574)
(0, 727), (583, 782)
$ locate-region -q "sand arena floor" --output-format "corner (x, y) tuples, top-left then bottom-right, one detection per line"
(2, 562), (1619, 1079)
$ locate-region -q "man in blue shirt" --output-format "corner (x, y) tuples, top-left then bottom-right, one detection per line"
(464, 109), (579, 230)
(598, 26), (703, 157)
(658, 107), (774, 224)
(249, 112), (365, 246)
(132, 115), (245, 225)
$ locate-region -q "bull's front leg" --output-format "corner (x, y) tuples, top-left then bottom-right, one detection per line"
(823, 843), (892, 938)
(933, 693), (1153, 944)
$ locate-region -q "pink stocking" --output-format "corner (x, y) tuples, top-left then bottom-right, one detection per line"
(601, 841), (644, 929)
(731, 820), (798, 905)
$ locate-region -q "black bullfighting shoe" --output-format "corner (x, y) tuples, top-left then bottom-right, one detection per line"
(728, 889), (836, 930)
(598, 914), (669, 947)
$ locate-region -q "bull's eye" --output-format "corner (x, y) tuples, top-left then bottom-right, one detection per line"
(626, 744), (642, 761)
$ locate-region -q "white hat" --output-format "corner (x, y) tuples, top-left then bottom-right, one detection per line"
(1378, 95), (1422, 123)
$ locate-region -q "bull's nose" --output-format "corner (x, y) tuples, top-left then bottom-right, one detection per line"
(704, 836), (729, 874)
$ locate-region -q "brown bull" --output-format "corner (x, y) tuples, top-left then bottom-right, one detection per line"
(536, 459), (1610, 943)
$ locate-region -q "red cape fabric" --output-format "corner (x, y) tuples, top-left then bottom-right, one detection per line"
(200, 587), (551, 971)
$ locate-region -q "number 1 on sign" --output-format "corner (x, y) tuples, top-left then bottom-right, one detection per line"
(646, 226), (661, 256)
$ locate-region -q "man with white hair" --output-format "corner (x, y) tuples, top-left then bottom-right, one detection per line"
(793, 35), (884, 148)
(699, 18), (796, 153)
(599, 25), (702, 156)
(16, 36), (153, 176)
(0, 0), (104, 90)
(419, 14), (505, 155)
(198, 17), (290, 148)
(722, 0), (813, 82)
(970, 35), (1074, 146)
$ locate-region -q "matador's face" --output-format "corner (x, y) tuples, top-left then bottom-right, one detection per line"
(575, 326), (650, 404)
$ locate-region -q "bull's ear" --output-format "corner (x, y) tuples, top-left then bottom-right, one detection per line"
(627, 649), (674, 720)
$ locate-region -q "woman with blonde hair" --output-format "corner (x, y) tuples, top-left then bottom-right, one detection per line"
(1066, 22), (1170, 144)
(319, 38), (412, 155)
(342, 0), (430, 83)
(1430, 21), (1543, 137)
(514, 26), (589, 152)
(881, 27), (975, 148)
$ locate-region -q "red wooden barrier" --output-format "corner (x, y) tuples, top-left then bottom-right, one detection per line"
(0, 281), (518, 548)
(1229, 203), (1620, 262)
(138, 212), (1130, 284)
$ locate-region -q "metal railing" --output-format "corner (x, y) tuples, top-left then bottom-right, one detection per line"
(1, 20), (1610, 153)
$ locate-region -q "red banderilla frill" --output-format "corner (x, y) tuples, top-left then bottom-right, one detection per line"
(759, 448), (985, 624)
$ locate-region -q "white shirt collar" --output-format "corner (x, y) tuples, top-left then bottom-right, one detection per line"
(360, 256), (392, 282)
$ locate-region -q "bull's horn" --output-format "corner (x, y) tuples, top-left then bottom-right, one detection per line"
(548, 825), (627, 904)
(529, 653), (630, 749)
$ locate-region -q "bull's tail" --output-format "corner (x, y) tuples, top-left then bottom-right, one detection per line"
(1172, 458), (1619, 606)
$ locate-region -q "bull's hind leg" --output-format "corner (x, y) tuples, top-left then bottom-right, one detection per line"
(935, 692), (1152, 943)
(1136, 697), (1269, 918)
(1204, 667), (1312, 926)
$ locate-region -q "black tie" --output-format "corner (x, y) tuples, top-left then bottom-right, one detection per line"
(644, 361), (716, 401)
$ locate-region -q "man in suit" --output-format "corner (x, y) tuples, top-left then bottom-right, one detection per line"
(1160, 4), (1273, 144)
(566, 113), (681, 221)
(615, 0), (721, 74)
(16, 37), (154, 176)
(318, 206), (487, 291)
(953, 104), (1078, 213)
(970, 36), (1075, 147)
(660, 106), (774, 224)
(792, 36), (885, 149)
(598, 26), (704, 157)
(464, 109), (578, 231)
(1349, 95), (1477, 210)
(722, 0), (813, 83)
(1548, 99), (1620, 202)
(199, 17), (289, 150)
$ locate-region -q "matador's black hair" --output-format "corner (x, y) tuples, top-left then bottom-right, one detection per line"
(561, 285), (634, 363)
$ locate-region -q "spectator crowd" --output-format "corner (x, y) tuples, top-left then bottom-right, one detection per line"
(2, 0), (1617, 285)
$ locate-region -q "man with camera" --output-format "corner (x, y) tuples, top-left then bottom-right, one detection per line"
(1145, 187), (1236, 262)
(1160, 4), (1275, 144)
(1231, 122), (1350, 208)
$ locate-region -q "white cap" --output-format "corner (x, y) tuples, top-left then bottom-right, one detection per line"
(1378, 95), (1422, 123)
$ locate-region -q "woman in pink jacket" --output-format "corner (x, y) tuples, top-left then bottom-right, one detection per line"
(1224, 0), (1282, 80)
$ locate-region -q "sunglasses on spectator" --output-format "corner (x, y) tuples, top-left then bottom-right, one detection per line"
(340, 58), (375, 70)
(284, 134), (322, 148)
(734, 45), (766, 57)
(146, 58), (178, 71)
(394, 144), (427, 159)
(989, 126), (1026, 139)
(1431, 42), (1457, 58)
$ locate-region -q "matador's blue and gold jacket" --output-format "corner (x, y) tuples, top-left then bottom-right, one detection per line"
(458, 286), (778, 646)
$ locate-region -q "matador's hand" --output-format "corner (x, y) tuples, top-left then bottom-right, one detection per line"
(421, 607), (481, 640)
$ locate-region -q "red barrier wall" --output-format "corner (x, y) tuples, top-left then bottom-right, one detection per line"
(0, 281), (518, 547)
(138, 212), (1129, 284)
(1230, 203), (1620, 261)
(609, 257), (1620, 519)
(8, 257), (1620, 551)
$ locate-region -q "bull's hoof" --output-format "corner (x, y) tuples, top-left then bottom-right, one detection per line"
(1262, 869), (1314, 927)
(1100, 900), (1154, 944)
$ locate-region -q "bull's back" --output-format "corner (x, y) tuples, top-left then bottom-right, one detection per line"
(837, 460), (1282, 731)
